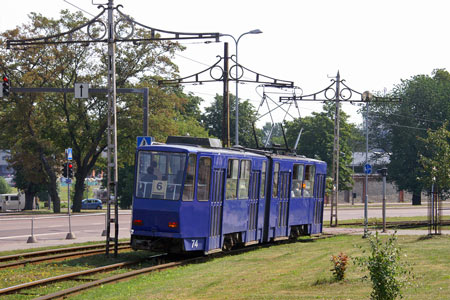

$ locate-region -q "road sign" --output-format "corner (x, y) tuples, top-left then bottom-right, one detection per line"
(137, 136), (153, 147)
(65, 178), (72, 184)
(74, 83), (89, 99)
(364, 163), (372, 174)
(66, 148), (73, 160)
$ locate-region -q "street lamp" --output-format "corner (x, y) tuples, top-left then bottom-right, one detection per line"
(221, 29), (263, 145)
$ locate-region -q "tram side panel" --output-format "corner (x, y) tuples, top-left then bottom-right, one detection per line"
(220, 155), (267, 248)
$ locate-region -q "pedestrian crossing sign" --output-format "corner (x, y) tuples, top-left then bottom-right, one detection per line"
(137, 136), (153, 147)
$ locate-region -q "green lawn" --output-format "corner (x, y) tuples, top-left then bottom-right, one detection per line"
(65, 234), (450, 300)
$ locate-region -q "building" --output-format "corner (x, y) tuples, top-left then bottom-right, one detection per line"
(0, 150), (13, 177)
(342, 150), (411, 203)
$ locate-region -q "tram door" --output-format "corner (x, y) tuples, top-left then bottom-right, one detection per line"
(208, 168), (225, 251)
(247, 171), (260, 243)
(311, 173), (326, 234)
(277, 171), (291, 237)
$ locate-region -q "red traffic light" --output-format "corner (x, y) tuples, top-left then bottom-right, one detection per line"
(2, 76), (8, 82)
(68, 163), (73, 168)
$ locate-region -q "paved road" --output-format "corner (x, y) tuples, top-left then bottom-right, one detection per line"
(0, 211), (131, 252)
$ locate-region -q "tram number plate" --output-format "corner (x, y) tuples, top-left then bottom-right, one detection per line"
(152, 180), (167, 197)
(191, 240), (199, 249)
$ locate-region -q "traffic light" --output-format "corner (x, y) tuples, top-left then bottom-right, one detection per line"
(62, 163), (68, 177)
(68, 163), (74, 178)
(2, 75), (10, 97)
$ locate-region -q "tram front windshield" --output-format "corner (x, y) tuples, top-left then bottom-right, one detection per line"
(136, 151), (186, 200)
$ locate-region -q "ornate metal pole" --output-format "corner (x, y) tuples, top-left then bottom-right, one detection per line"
(363, 100), (369, 237)
(222, 42), (230, 147)
(330, 71), (340, 227)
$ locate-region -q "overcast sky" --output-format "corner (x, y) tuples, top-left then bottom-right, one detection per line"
(1, 0), (449, 126)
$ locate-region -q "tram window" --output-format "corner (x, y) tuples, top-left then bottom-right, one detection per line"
(136, 151), (186, 200)
(304, 165), (315, 198)
(260, 161), (267, 198)
(197, 157), (211, 201)
(291, 164), (304, 198)
(272, 162), (280, 198)
(226, 159), (239, 200)
(238, 160), (251, 199)
(182, 154), (197, 201)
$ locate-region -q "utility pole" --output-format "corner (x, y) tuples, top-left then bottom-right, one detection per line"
(105, 0), (119, 256)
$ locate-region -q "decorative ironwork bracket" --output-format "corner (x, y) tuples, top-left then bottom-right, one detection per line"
(158, 55), (294, 87)
(6, 4), (220, 49)
(279, 79), (400, 103)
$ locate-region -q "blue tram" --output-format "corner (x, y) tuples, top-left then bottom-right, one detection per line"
(131, 136), (327, 254)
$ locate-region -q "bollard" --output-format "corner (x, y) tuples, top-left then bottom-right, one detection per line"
(27, 216), (38, 243)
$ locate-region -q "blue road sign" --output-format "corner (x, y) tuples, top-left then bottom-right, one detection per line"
(65, 178), (72, 184)
(137, 136), (153, 147)
(364, 163), (372, 174)
(66, 148), (73, 160)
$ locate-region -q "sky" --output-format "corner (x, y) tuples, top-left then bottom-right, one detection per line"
(1, 0), (449, 126)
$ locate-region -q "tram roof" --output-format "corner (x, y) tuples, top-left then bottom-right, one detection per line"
(137, 143), (325, 164)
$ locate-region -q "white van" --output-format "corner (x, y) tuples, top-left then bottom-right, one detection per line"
(0, 193), (25, 212)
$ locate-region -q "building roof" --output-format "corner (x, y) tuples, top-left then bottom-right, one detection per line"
(351, 150), (390, 167)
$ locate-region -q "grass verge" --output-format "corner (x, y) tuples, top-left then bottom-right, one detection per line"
(62, 234), (450, 300)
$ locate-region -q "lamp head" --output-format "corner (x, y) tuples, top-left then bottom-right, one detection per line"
(248, 29), (263, 34)
(362, 91), (373, 102)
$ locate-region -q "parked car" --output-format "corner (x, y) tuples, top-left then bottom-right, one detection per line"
(80, 198), (103, 210)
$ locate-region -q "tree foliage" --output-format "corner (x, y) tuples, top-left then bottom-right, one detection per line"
(202, 94), (261, 148)
(371, 69), (450, 204)
(419, 122), (450, 196)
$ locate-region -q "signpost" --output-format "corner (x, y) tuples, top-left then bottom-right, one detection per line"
(65, 148), (75, 240)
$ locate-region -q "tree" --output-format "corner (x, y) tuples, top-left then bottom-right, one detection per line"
(0, 10), (186, 212)
(284, 103), (360, 191)
(9, 141), (49, 210)
(202, 93), (261, 148)
(381, 69), (450, 205)
(419, 122), (450, 196)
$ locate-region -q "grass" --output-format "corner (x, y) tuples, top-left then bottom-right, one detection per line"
(55, 234), (449, 300)
(0, 234), (448, 299)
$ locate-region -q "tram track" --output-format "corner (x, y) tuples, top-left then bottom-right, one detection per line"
(0, 234), (332, 299)
(0, 242), (131, 269)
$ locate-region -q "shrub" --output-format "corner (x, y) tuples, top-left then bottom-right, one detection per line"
(356, 232), (412, 300)
(330, 252), (350, 281)
(0, 177), (12, 194)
